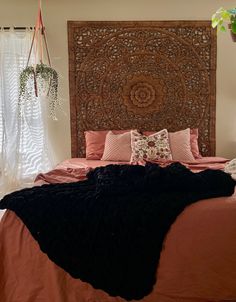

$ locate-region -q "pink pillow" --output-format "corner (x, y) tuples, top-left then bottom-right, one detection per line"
(168, 128), (195, 162)
(131, 129), (172, 162)
(190, 129), (202, 159)
(85, 130), (130, 160)
(101, 131), (132, 161)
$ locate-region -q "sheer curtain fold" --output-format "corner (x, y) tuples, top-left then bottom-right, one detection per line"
(0, 29), (55, 197)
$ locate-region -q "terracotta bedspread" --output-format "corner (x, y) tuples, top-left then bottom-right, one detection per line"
(0, 158), (236, 302)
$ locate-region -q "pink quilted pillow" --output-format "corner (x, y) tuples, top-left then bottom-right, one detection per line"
(85, 130), (130, 160)
(190, 129), (202, 159)
(131, 129), (172, 162)
(101, 131), (132, 161)
(168, 128), (195, 162)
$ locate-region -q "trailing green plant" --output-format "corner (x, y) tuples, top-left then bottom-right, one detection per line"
(18, 2), (60, 120)
(212, 7), (236, 33)
(19, 63), (59, 120)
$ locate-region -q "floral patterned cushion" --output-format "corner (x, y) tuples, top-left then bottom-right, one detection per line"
(131, 130), (172, 162)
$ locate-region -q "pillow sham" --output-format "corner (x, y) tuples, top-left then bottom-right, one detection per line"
(85, 130), (130, 160)
(131, 129), (172, 162)
(168, 128), (195, 162)
(190, 128), (202, 159)
(85, 130), (108, 160)
(101, 131), (132, 161)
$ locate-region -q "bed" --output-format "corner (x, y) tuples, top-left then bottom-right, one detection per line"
(1, 21), (236, 302)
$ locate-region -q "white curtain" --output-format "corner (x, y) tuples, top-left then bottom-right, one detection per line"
(0, 28), (55, 197)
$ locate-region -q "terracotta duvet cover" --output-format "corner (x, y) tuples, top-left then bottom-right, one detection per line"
(0, 158), (236, 302)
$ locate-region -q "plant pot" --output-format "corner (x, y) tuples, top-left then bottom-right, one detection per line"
(230, 30), (236, 42)
(228, 24), (236, 42)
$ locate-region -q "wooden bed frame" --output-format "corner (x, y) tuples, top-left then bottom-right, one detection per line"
(68, 21), (216, 158)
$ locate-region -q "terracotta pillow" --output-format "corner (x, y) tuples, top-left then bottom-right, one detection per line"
(131, 129), (172, 162)
(85, 130), (130, 160)
(101, 131), (132, 161)
(168, 128), (195, 162)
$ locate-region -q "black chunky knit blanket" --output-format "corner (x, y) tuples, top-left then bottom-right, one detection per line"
(0, 163), (235, 300)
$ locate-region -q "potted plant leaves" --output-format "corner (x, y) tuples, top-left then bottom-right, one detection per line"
(212, 7), (236, 42)
(19, 63), (59, 120)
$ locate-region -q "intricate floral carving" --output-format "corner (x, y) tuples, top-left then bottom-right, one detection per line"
(123, 75), (165, 115)
(68, 21), (216, 157)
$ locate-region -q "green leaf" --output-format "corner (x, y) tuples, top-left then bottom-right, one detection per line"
(216, 7), (224, 14)
(212, 18), (219, 28)
(220, 25), (226, 32)
(231, 22), (236, 33)
(222, 11), (231, 20)
(228, 8), (236, 15)
(211, 13), (216, 20)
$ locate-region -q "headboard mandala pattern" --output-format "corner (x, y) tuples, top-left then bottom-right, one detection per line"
(68, 21), (216, 158)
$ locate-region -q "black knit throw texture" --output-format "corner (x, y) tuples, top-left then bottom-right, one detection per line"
(0, 163), (235, 300)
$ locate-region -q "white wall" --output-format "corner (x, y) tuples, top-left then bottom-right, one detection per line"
(1, 0), (236, 161)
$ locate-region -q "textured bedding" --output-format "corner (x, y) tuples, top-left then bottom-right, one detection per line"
(0, 158), (236, 302)
(1, 162), (235, 300)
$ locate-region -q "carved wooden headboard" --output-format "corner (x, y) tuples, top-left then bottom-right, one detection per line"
(68, 21), (216, 158)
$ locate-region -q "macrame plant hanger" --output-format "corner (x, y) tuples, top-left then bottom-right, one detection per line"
(19, 0), (59, 119)
(26, 0), (51, 96)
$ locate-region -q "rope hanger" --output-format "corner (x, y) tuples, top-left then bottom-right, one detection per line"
(26, 0), (51, 67)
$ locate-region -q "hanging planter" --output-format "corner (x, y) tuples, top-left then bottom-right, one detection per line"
(19, 63), (59, 119)
(228, 23), (236, 42)
(212, 7), (236, 42)
(19, 1), (59, 120)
